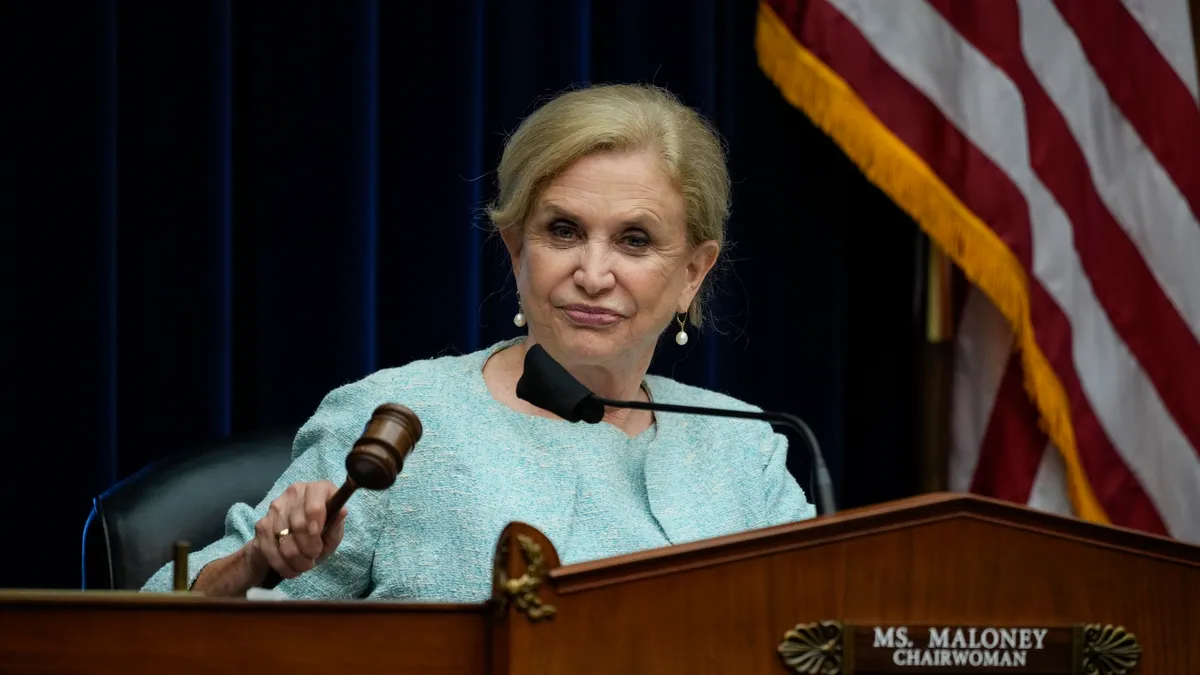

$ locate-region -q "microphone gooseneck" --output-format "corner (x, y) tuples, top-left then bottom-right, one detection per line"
(517, 344), (837, 516)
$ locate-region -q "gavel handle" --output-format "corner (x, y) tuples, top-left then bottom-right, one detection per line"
(257, 477), (358, 591)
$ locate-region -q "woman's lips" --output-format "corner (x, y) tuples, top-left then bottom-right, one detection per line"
(562, 305), (623, 327)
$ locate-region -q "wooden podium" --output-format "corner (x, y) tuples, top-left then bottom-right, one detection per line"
(1, 493), (1196, 674)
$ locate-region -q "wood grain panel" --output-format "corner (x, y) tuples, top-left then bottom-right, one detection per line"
(0, 593), (488, 675)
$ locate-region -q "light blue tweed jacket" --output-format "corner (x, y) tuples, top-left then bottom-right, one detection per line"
(141, 339), (816, 601)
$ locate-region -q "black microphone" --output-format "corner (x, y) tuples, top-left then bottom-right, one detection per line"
(516, 343), (837, 515)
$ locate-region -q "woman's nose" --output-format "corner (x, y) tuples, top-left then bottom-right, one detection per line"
(573, 244), (616, 295)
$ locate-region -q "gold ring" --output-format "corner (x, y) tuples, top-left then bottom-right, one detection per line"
(276, 528), (290, 540)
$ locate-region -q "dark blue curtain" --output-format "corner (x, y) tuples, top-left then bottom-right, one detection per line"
(3, 0), (921, 588)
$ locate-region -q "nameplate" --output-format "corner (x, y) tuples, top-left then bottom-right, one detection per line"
(778, 621), (1141, 675)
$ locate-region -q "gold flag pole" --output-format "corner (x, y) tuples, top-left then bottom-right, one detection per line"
(915, 238), (954, 493)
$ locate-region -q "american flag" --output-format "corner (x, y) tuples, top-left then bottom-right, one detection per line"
(757, 0), (1200, 543)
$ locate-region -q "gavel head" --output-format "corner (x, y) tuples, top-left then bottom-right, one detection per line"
(345, 403), (423, 491)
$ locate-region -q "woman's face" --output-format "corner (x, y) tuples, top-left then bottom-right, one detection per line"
(504, 149), (719, 371)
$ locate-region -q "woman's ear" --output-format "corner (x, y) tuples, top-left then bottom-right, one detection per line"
(680, 240), (720, 309)
(501, 225), (524, 279)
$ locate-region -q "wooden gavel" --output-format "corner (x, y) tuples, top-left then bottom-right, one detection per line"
(258, 402), (423, 590)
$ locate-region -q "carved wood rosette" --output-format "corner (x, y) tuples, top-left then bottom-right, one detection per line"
(778, 620), (844, 674)
(1077, 624), (1142, 675)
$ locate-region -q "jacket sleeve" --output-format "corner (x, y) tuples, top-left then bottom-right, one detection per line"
(140, 382), (391, 598)
(758, 432), (818, 528)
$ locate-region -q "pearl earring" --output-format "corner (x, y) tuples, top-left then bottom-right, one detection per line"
(513, 297), (526, 328)
(674, 313), (689, 346)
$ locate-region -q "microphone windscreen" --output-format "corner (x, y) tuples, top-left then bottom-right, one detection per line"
(516, 344), (604, 423)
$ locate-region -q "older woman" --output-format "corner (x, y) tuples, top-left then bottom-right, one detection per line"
(141, 83), (816, 600)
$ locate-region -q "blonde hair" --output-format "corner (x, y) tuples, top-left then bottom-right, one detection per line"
(486, 83), (731, 328)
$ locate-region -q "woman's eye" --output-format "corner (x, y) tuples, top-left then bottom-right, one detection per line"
(624, 233), (650, 248)
(550, 222), (576, 239)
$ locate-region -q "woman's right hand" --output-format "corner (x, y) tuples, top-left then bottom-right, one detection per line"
(245, 480), (348, 584)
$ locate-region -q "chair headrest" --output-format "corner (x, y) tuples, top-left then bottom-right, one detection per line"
(84, 429), (296, 590)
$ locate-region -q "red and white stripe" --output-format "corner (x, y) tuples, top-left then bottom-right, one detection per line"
(801, 0), (1200, 542)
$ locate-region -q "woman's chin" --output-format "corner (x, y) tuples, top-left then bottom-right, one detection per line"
(548, 329), (636, 366)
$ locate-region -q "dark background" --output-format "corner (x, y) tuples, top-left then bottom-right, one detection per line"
(2, 0), (922, 589)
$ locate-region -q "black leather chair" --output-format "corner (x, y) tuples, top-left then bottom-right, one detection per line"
(82, 429), (296, 590)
